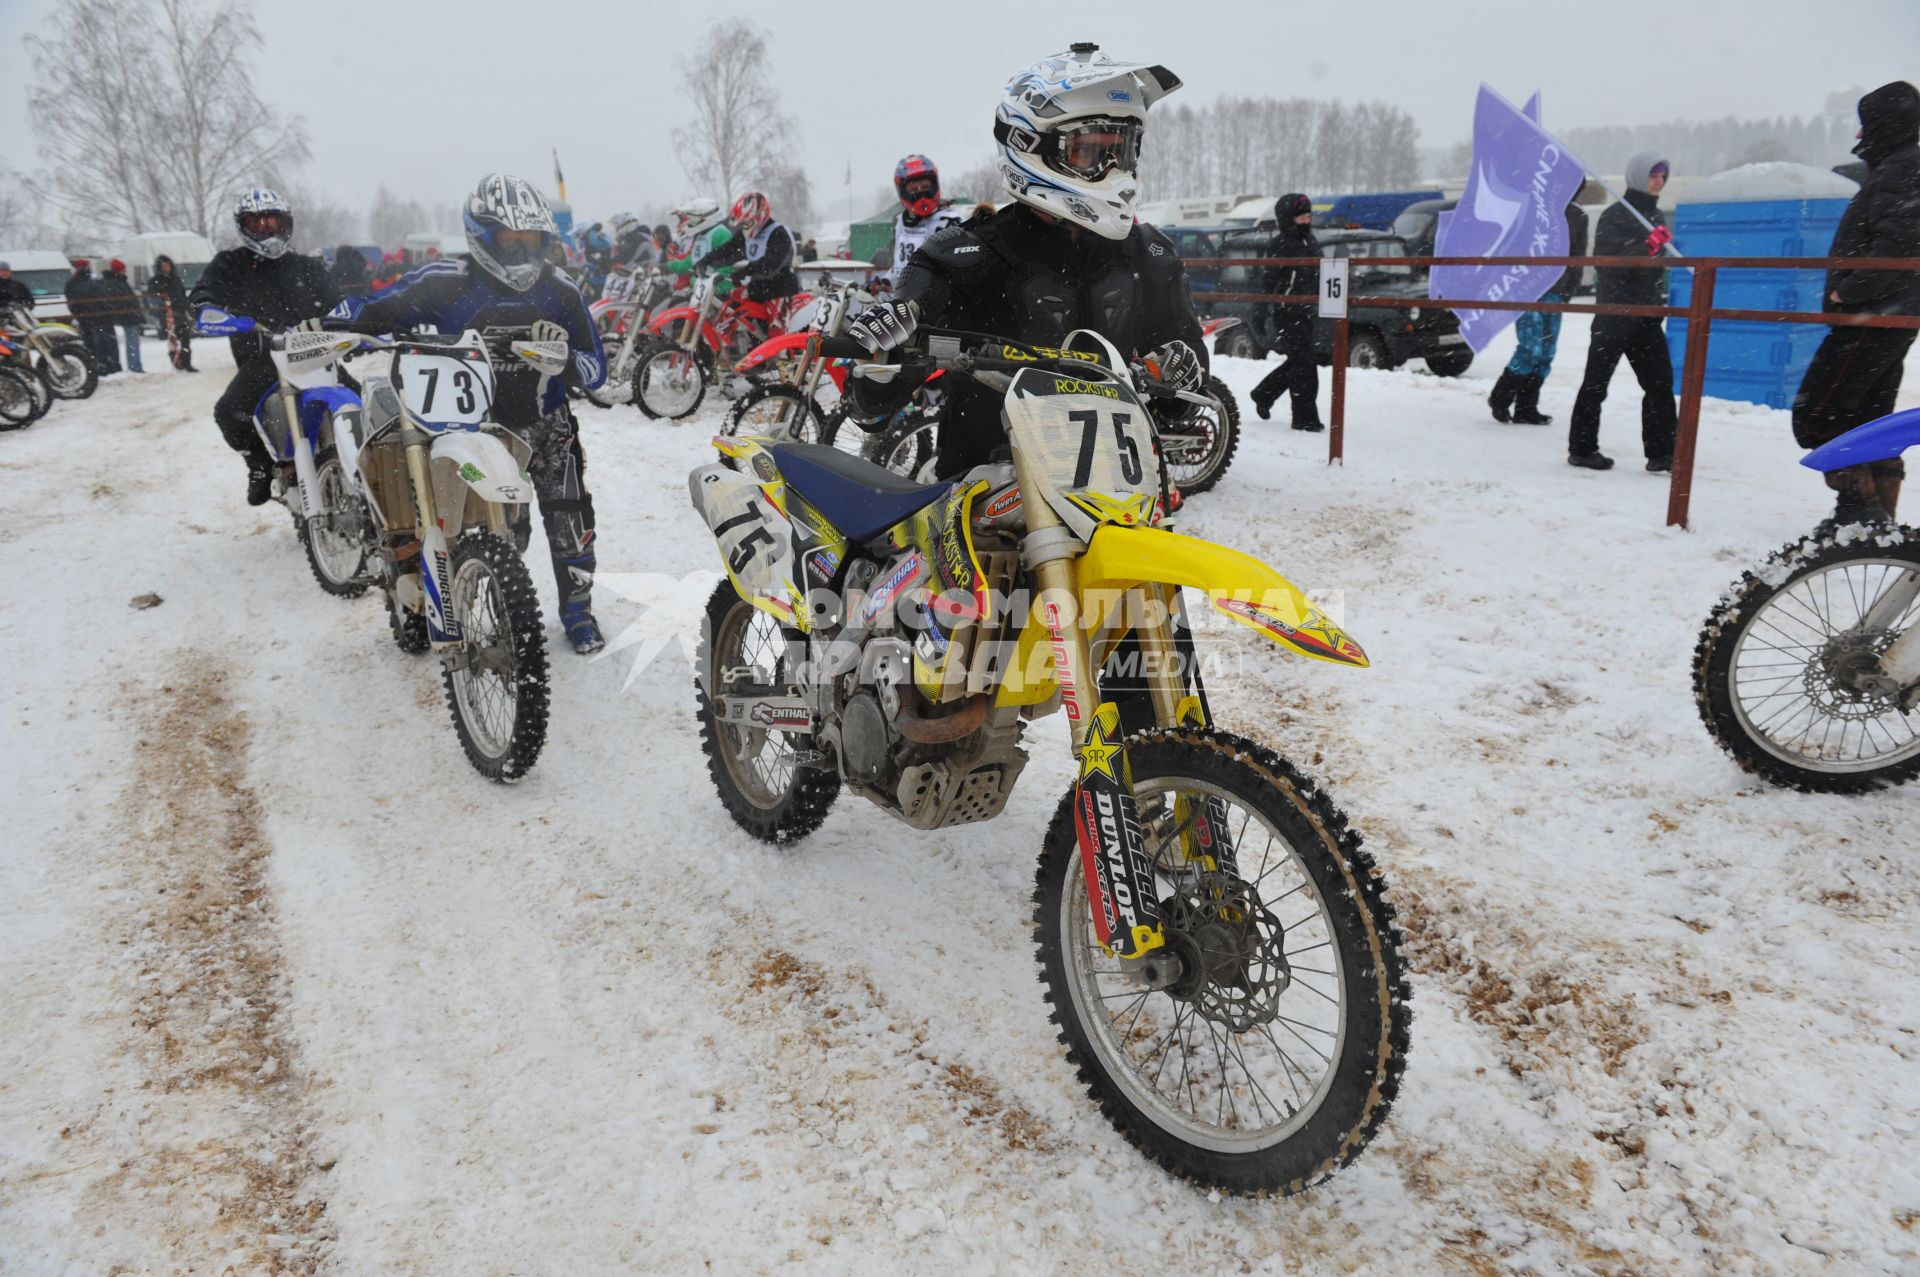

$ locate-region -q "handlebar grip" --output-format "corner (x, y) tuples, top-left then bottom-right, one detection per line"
(816, 335), (874, 361)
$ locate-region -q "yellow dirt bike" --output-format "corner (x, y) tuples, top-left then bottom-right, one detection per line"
(689, 326), (1409, 1195)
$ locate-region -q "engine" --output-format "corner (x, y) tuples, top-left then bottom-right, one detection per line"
(810, 551), (1030, 831)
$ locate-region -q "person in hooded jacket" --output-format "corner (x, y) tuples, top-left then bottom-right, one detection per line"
(1490, 198), (1588, 425)
(190, 189), (340, 505)
(1567, 150), (1677, 471)
(1791, 80), (1920, 525)
(66, 260), (119, 373)
(97, 259), (145, 372)
(0, 262), (34, 316)
(147, 255), (194, 370)
(1248, 193), (1323, 430)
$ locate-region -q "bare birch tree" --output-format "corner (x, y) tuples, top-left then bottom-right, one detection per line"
(25, 0), (307, 241)
(672, 19), (795, 201)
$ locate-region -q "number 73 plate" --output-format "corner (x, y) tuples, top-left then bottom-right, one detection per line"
(396, 350), (496, 425)
(1003, 367), (1158, 535)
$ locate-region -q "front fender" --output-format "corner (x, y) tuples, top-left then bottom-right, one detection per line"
(297, 384), (363, 450)
(32, 322), (81, 338)
(1802, 404), (1920, 472)
(735, 330), (810, 374)
(646, 305), (700, 334)
(430, 430), (532, 504)
(1079, 524), (1367, 667)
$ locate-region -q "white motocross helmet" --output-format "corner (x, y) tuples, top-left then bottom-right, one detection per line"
(609, 210), (644, 242)
(673, 196), (724, 239)
(463, 173), (557, 292)
(235, 187), (294, 259)
(993, 43), (1182, 240)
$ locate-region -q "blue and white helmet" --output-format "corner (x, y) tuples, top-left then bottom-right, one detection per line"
(235, 187), (293, 259)
(993, 44), (1181, 240)
(464, 173), (557, 292)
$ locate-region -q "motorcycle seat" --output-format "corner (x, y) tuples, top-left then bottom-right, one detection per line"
(767, 442), (948, 542)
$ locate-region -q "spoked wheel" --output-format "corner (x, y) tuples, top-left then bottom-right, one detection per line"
(1034, 727), (1410, 1195)
(818, 405), (877, 459)
(1694, 523), (1920, 792)
(724, 383), (828, 446)
(1159, 375), (1240, 496)
(696, 580), (838, 843)
(0, 368), (41, 428)
(298, 445), (371, 597)
(440, 531), (549, 782)
(633, 341), (709, 420)
(584, 329), (654, 409)
(868, 416), (936, 481)
(40, 341), (98, 399)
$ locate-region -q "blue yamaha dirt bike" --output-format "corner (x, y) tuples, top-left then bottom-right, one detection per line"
(197, 311), (372, 596)
(1694, 405), (1920, 792)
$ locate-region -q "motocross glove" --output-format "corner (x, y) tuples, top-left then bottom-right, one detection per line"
(1646, 225), (1673, 256)
(1140, 339), (1203, 395)
(292, 317), (324, 333)
(530, 319), (568, 347)
(845, 299), (918, 355)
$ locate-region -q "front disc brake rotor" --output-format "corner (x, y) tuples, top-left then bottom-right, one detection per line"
(1159, 871), (1291, 1032)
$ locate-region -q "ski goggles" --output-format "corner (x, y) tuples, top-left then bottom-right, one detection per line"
(489, 228), (548, 265)
(997, 116), (1143, 183)
(900, 176), (937, 201)
(240, 210), (291, 239)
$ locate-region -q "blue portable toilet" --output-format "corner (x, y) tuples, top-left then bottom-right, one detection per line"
(1665, 163), (1859, 409)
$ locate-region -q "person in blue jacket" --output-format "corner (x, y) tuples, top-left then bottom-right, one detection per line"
(333, 173), (610, 654)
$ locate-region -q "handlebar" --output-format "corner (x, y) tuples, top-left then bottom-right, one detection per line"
(819, 325), (1197, 401)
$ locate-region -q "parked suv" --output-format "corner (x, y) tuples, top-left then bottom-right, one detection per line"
(1170, 225), (1473, 377)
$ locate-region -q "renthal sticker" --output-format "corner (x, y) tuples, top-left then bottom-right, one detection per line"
(982, 487), (1022, 520)
(860, 552), (924, 625)
(1214, 595), (1367, 666)
(748, 701), (812, 729)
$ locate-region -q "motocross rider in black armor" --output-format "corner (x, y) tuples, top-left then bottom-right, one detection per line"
(842, 43), (1206, 480)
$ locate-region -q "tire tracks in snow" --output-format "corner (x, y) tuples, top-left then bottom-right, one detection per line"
(67, 651), (334, 1273)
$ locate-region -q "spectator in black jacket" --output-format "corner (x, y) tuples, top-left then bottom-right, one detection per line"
(1791, 80), (1920, 524)
(1248, 193), (1323, 430)
(1490, 198), (1588, 425)
(1567, 152), (1676, 471)
(189, 189), (340, 504)
(147, 255), (194, 371)
(67, 261), (120, 374)
(331, 244), (370, 293)
(0, 261), (35, 317)
(98, 259), (145, 373)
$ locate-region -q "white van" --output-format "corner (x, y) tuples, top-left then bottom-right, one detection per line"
(0, 249), (80, 323)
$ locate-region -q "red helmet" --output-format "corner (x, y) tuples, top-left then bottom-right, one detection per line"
(894, 154), (940, 220)
(730, 191), (771, 236)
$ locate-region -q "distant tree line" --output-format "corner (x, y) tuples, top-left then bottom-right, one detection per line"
(1556, 113), (1861, 178)
(1141, 97), (1422, 198)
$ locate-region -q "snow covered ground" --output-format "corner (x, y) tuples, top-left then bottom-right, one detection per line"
(3, 327), (1918, 1275)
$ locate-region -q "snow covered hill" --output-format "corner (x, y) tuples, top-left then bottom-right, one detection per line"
(3, 332), (1917, 1275)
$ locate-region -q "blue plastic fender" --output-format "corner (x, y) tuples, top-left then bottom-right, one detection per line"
(1801, 405), (1920, 473)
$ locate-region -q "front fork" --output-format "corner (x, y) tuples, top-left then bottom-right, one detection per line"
(280, 384), (324, 519)
(1861, 566), (1920, 705)
(1017, 454), (1230, 961)
(404, 441), (458, 644)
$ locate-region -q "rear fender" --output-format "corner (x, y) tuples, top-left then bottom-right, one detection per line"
(31, 322), (81, 339)
(689, 459), (805, 629)
(1078, 524), (1367, 667)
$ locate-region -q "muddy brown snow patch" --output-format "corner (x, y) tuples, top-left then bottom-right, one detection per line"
(77, 653), (335, 1273)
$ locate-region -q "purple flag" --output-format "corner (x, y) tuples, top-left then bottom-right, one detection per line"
(1431, 85), (1589, 352)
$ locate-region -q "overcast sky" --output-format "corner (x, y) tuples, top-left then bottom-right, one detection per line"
(3, 0), (1915, 228)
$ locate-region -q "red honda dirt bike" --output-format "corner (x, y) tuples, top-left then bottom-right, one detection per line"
(629, 273), (810, 420)
(582, 265), (675, 409)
